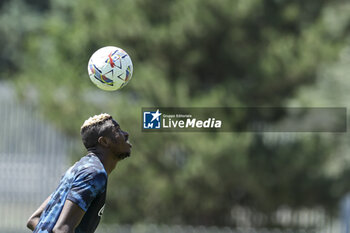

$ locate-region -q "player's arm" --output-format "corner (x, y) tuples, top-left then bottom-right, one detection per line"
(54, 170), (107, 233)
(52, 199), (85, 233)
(27, 195), (51, 231)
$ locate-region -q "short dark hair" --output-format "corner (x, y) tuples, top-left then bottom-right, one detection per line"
(80, 113), (114, 149)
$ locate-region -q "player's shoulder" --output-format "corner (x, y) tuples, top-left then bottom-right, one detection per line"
(73, 153), (107, 179)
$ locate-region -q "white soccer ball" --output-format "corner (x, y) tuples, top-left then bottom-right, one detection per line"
(87, 46), (133, 91)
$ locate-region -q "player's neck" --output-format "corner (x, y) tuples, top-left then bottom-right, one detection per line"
(88, 148), (119, 175)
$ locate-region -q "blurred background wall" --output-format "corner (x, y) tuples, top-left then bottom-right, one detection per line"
(0, 82), (70, 232)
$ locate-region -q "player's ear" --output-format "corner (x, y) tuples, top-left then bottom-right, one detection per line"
(98, 136), (109, 147)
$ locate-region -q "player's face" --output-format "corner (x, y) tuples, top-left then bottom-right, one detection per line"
(108, 119), (132, 158)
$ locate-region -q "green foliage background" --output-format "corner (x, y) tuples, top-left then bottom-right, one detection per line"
(2, 0), (350, 228)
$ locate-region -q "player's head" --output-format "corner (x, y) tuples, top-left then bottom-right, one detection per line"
(80, 113), (131, 159)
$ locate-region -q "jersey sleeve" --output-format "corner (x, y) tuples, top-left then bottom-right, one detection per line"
(66, 170), (107, 212)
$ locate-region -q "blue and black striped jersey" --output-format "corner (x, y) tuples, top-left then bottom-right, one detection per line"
(34, 153), (107, 233)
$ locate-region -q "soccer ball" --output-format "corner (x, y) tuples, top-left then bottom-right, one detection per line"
(87, 46), (133, 91)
